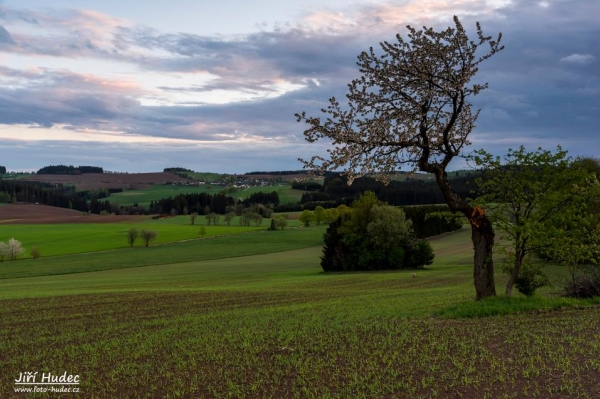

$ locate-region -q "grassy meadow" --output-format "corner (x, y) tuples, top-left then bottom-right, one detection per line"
(1, 226), (599, 398)
(0, 215), (301, 257)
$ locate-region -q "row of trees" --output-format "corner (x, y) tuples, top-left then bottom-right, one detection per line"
(37, 165), (104, 174)
(126, 229), (158, 248)
(301, 173), (480, 207)
(152, 193), (235, 215)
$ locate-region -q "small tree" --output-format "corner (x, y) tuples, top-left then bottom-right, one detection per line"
(190, 212), (198, 225)
(31, 246), (41, 260)
(199, 226), (206, 238)
(127, 228), (139, 247)
(299, 210), (315, 227)
(224, 212), (236, 226)
(240, 209), (253, 226)
(7, 238), (24, 261)
(251, 212), (263, 227)
(474, 146), (600, 296)
(140, 230), (157, 247)
(275, 216), (288, 230)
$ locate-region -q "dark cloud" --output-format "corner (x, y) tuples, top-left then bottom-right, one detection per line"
(452, 0), (600, 152)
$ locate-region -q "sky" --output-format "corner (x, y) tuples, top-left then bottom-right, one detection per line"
(0, 0), (598, 173)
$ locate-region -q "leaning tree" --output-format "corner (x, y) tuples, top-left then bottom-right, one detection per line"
(296, 16), (503, 299)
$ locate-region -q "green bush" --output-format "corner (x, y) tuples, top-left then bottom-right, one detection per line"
(406, 240), (435, 269)
(320, 192), (434, 272)
(514, 263), (550, 297)
(30, 247), (41, 260)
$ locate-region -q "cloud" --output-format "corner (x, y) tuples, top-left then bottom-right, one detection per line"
(559, 54), (596, 65)
(0, 24), (14, 44)
(0, 0), (598, 172)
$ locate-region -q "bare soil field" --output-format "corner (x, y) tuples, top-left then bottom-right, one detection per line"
(19, 172), (192, 190)
(0, 203), (149, 224)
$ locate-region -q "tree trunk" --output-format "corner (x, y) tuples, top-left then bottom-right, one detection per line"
(429, 169), (497, 300)
(505, 252), (524, 296)
(471, 216), (496, 300)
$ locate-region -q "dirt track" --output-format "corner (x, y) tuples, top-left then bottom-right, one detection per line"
(0, 204), (150, 224)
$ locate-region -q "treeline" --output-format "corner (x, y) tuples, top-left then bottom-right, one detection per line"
(37, 165), (104, 175)
(401, 205), (463, 238)
(291, 181), (322, 191)
(301, 173), (480, 207)
(0, 166), (6, 174)
(151, 193), (235, 215)
(163, 167), (194, 173)
(242, 191), (279, 207)
(0, 181), (125, 214)
(76, 188), (123, 201)
(150, 191), (280, 215)
(0, 180), (88, 211)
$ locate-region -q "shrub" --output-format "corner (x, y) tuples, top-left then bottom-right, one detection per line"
(514, 263), (550, 297)
(405, 240), (435, 269)
(563, 266), (600, 298)
(31, 247), (42, 259)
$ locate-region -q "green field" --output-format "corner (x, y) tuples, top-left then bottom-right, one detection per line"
(226, 184), (304, 205)
(1, 226), (599, 398)
(108, 183), (304, 206)
(0, 216), (292, 257)
(107, 184), (223, 206)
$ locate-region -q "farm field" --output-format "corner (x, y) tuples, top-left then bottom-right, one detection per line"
(0, 214), (301, 258)
(107, 183), (304, 206)
(0, 203), (147, 224)
(1, 226), (599, 398)
(0, 225), (322, 280)
(18, 172), (191, 191)
(107, 184), (223, 206)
